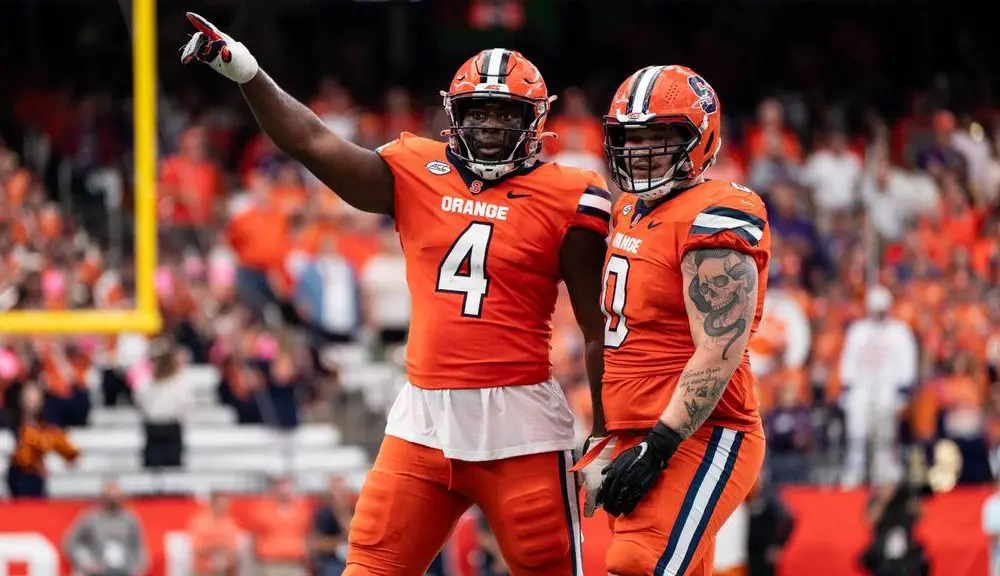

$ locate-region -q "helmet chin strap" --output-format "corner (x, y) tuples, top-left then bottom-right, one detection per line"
(634, 180), (675, 202)
(467, 159), (518, 180)
(634, 173), (707, 205)
(624, 156), (689, 201)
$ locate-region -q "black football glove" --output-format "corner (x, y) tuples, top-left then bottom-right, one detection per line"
(596, 422), (684, 517)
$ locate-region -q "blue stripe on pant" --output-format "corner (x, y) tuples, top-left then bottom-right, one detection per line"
(655, 427), (744, 576)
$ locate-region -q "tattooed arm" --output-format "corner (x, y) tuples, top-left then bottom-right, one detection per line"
(660, 248), (760, 438)
(596, 246), (762, 517)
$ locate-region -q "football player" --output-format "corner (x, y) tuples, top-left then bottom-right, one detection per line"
(182, 15), (609, 575)
(574, 65), (770, 575)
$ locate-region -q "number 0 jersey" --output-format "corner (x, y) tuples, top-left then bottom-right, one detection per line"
(377, 132), (611, 390)
(601, 180), (770, 432)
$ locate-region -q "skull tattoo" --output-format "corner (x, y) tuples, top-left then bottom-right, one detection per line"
(688, 249), (756, 359)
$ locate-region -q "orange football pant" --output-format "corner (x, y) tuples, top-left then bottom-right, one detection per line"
(605, 425), (765, 576)
(344, 435), (582, 576)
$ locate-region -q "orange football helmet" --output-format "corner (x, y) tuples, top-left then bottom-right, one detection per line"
(442, 48), (555, 180)
(604, 65), (723, 201)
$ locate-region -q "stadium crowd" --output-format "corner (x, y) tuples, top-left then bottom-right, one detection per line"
(1, 6), (1000, 573)
(3, 70), (1000, 487)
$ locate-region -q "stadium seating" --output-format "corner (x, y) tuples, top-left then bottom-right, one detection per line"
(0, 365), (373, 498)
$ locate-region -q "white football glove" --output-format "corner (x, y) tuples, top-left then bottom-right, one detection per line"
(577, 435), (615, 517)
(180, 12), (259, 85)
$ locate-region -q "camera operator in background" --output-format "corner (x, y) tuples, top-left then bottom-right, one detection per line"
(860, 451), (932, 576)
(747, 478), (796, 576)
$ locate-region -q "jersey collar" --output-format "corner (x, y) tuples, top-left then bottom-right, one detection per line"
(630, 179), (706, 226)
(445, 147), (546, 193)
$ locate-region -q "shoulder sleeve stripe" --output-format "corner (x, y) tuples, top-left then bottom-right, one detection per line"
(577, 204), (611, 223)
(689, 224), (760, 247)
(578, 192), (612, 215)
(701, 206), (766, 230)
(583, 185), (612, 200)
(691, 213), (763, 241)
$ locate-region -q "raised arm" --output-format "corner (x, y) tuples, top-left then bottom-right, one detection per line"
(660, 248), (759, 437)
(182, 13), (394, 215)
(559, 227), (608, 435)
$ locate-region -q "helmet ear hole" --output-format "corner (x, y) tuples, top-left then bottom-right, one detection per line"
(702, 132), (715, 155)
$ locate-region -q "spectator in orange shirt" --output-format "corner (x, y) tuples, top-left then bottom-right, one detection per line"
(543, 87), (603, 159)
(225, 176), (291, 314)
(188, 492), (244, 576)
(249, 476), (312, 576)
(6, 382), (79, 498)
(160, 125), (225, 248)
(270, 164), (309, 216)
(746, 98), (803, 164)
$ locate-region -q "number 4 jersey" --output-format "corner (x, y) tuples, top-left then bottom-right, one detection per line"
(601, 180), (770, 433)
(377, 132), (611, 391)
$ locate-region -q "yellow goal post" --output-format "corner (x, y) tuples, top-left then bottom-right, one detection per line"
(0, 0), (160, 335)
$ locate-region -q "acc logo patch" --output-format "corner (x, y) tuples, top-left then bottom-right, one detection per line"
(622, 204), (633, 215)
(730, 182), (754, 194)
(426, 161), (451, 175)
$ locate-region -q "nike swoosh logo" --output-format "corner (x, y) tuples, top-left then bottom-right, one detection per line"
(628, 442), (649, 469)
(507, 191), (531, 199)
(647, 221), (662, 229)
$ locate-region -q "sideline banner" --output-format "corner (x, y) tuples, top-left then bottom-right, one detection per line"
(0, 488), (990, 575)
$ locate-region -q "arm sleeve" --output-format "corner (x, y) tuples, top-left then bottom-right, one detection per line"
(373, 132), (411, 164)
(374, 133), (414, 231)
(680, 192), (770, 272)
(568, 173), (612, 238)
(52, 428), (80, 461)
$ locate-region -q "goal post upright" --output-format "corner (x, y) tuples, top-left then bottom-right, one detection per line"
(0, 0), (160, 335)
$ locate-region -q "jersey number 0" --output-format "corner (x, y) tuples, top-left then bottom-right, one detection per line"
(436, 222), (494, 317)
(601, 254), (630, 347)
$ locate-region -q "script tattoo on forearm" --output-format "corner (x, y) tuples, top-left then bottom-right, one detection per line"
(676, 366), (727, 437)
(684, 248), (757, 360)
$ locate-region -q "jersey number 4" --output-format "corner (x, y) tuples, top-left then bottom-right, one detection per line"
(437, 222), (493, 318)
(601, 254), (630, 347)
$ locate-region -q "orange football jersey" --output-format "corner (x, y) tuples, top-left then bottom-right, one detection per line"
(377, 132), (611, 390)
(600, 179), (770, 432)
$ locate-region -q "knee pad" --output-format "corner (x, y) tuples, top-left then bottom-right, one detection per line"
(348, 470), (396, 549)
(606, 538), (661, 576)
(495, 487), (570, 568)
